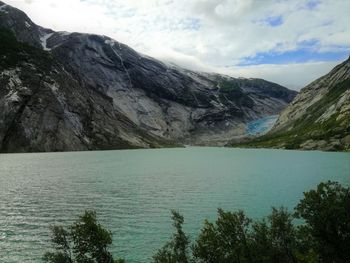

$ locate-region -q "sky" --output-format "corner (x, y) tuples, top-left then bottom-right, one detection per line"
(5, 0), (350, 90)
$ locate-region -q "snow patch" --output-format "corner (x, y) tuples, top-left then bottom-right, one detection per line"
(50, 83), (59, 92)
(6, 91), (20, 103)
(1, 69), (23, 89)
(0, 4), (8, 13)
(104, 39), (115, 46)
(25, 21), (31, 28)
(58, 31), (71, 36)
(40, 33), (54, 51)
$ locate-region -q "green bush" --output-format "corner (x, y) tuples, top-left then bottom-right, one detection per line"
(155, 181), (350, 263)
(152, 210), (190, 263)
(43, 210), (124, 263)
(44, 181), (350, 262)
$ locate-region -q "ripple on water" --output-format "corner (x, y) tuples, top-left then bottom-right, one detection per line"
(0, 148), (349, 263)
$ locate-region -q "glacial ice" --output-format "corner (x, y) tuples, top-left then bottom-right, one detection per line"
(246, 115), (278, 135)
(40, 33), (54, 51)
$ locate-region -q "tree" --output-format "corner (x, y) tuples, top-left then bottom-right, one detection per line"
(268, 207), (297, 263)
(152, 210), (190, 263)
(249, 219), (274, 263)
(44, 181), (350, 263)
(192, 219), (222, 263)
(43, 210), (124, 263)
(192, 208), (300, 263)
(154, 181), (350, 263)
(194, 209), (253, 263)
(295, 181), (350, 262)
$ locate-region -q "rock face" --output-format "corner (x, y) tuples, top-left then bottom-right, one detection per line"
(0, 28), (169, 152)
(240, 57), (350, 151)
(0, 1), (297, 152)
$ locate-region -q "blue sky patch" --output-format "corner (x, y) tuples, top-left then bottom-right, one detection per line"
(180, 18), (201, 31)
(265, 15), (283, 27)
(237, 50), (349, 66)
(305, 0), (321, 10)
(237, 37), (349, 66)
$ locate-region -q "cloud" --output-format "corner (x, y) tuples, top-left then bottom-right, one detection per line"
(156, 55), (341, 90)
(191, 0), (257, 24)
(227, 61), (341, 90)
(5, 0), (350, 90)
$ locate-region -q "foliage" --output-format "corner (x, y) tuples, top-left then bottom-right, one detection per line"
(43, 210), (124, 263)
(155, 181), (350, 263)
(233, 78), (350, 151)
(267, 207), (298, 263)
(152, 210), (191, 263)
(193, 209), (252, 263)
(217, 79), (240, 92)
(192, 207), (299, 263)
(216, 79), (255, 108)
(43, 182), (350, 262)
(0, 27), (53, 71)
(295, 181), (350, 262)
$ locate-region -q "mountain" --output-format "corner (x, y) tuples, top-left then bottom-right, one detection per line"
(0, 1), (297, 152)
(234, 57), (350, 151)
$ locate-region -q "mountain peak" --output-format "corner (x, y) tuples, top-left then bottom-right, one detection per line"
(0, 1), (46, 48)
(0, 1), (298, 152)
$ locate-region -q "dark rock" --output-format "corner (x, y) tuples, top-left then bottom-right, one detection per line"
(0, 1), (298, 152)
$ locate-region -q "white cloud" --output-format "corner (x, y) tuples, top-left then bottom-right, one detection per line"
(157, 56), (341, 90)
(5, 0), (350, 90)
(227, 61), (341, 90)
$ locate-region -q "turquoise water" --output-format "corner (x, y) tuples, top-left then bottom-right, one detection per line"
(247, 115), (278, 135)
(0, 147), (349, 262)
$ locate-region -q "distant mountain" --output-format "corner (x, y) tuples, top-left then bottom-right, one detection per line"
(234, 57), (350, 151)
(0, 1), (297, 152)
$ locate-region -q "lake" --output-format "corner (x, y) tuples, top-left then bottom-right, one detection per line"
(0, 147), (349, 262)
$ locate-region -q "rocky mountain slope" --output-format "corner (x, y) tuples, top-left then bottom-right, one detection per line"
(0, 1), (297, 152)
(235, 57), (350, 151)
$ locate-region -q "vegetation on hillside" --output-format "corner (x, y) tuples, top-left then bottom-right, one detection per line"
(153, 181), (350, 263)
(216, 78), (255, 107)
(232, 79), (350, 151)
(217, 79), (240, 92)
(0, 27), (53, 71)
(44, 181), (350, 263)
